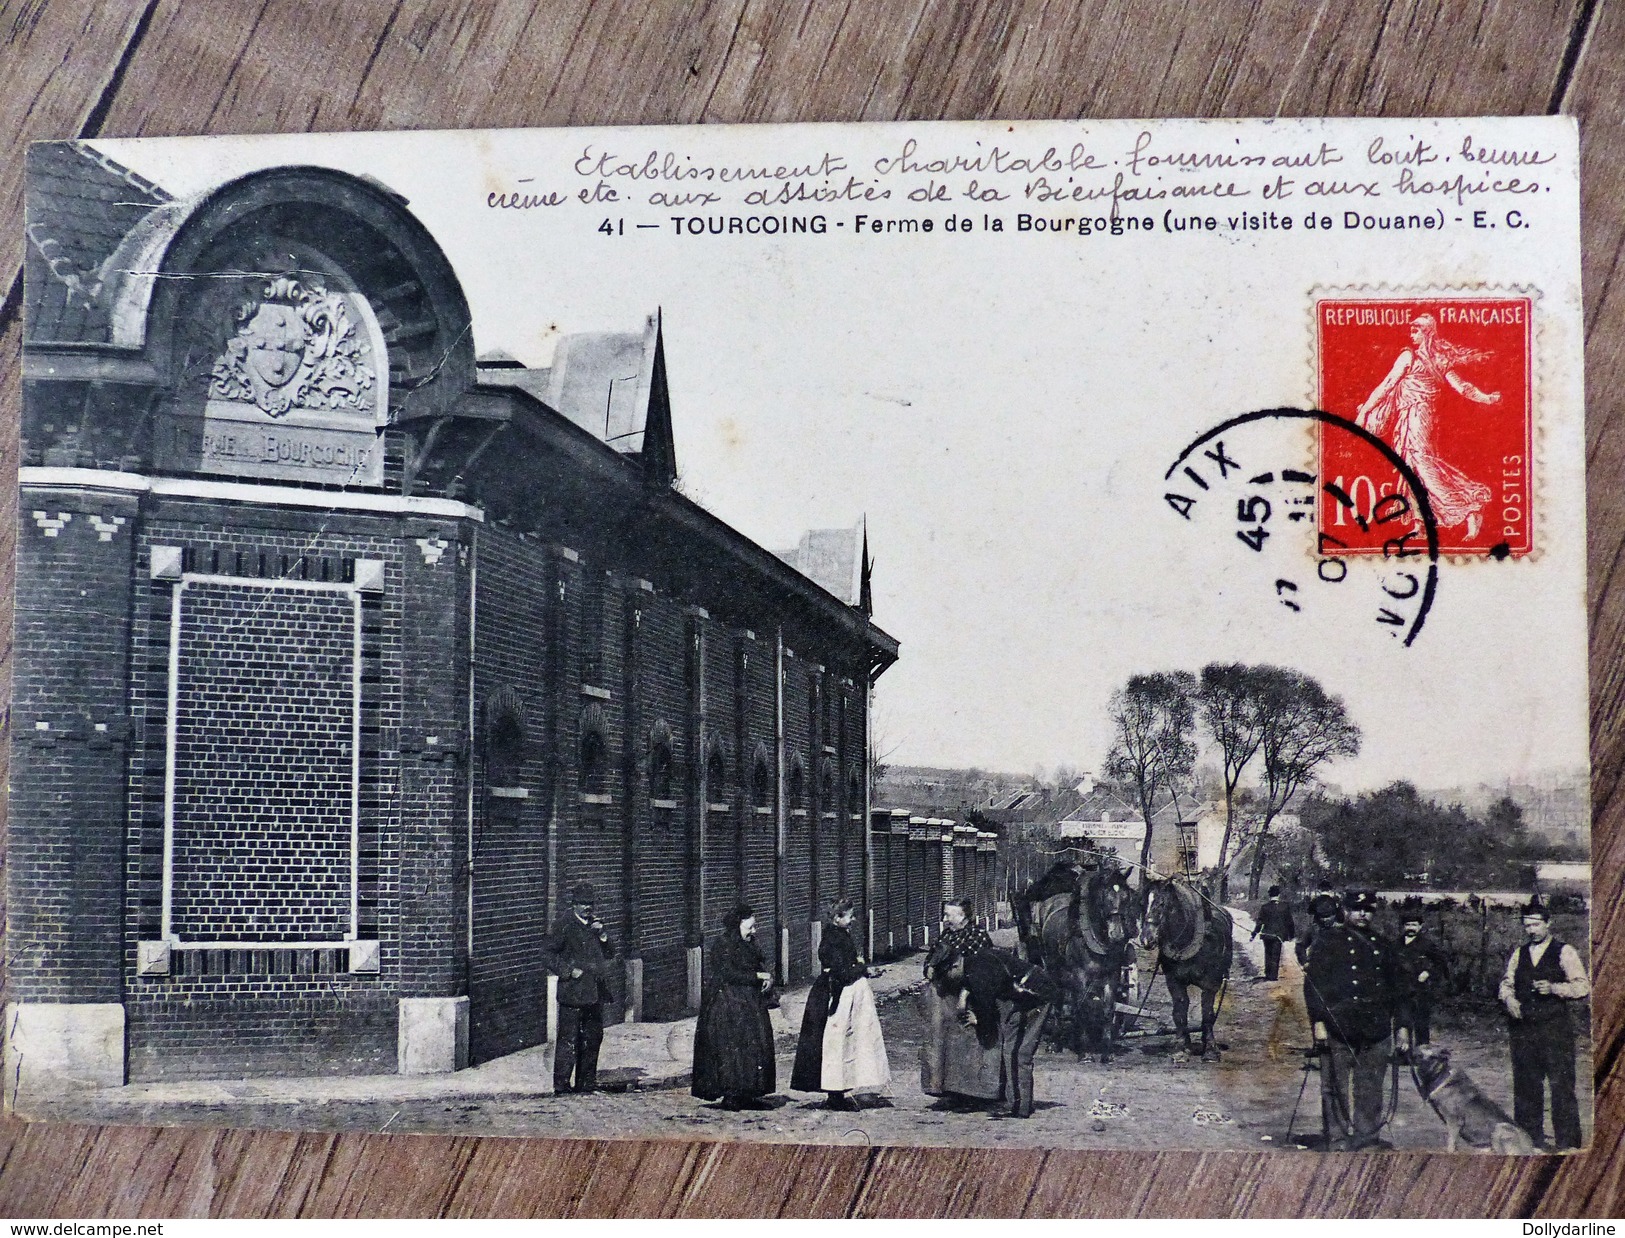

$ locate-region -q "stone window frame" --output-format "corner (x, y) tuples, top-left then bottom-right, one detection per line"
(155, 560), (373, 956)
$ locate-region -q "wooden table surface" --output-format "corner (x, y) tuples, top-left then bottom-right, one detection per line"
(0, 0), (1620, 1218)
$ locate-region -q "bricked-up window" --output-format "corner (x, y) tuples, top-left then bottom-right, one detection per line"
(485, 686), (526, 788)
(848, 768), (863, 816)
(649, 737), (674, 801)
(706, 748), (728, 805)
(820, 763), (835, 814)
(788, 759), (806, 810)
(581, 727), (608, 795)
(166, 578), (360, 943)
(752, 754), (773, 810)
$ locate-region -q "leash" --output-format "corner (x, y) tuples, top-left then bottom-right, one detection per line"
(1285, 1048), (1316, 1142)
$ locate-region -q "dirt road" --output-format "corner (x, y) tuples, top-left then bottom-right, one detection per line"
(42, 927), (1591, 1152)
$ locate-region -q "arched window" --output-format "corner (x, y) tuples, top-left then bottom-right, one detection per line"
(752, 752), (773, 810)
(580, 704), (609, 799)
(706, 747), (727, 806)
(819, 762), (835, 813)
(581, 729), (607, 794)
(483, 685), (526, 787)
(649, 737), (674, 801)
(788, 758), (806, 810)
(848, 767), (863, 816)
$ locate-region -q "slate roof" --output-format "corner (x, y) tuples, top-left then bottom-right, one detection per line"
(25, 141), (172, 345)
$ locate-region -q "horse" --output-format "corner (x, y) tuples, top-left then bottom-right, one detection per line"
(1140, 876), (1233, 1063)
(1021, 862), (1137, 1062)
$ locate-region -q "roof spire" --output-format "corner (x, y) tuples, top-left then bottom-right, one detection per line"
(860, 517), (873, 617)
(641, 308), (677, 488)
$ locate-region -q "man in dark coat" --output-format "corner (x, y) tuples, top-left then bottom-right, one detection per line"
(1294, 882), (1339, 965)
(962, 947), (1060, 1119)
(692, 903), (777, 1109)
(1303, 888), (1411, 1150)
(1394, 906), (1452, 1046)
(1499, 897), (1590, 1149)
(543, 881), (615, 1094)
(1251, 885), (1296, 982)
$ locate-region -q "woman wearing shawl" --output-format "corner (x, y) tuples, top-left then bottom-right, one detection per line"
(692, 903), (777, 1110)
(1356, 313), (1502, 540)
(792, 896), (891, 1110)
(919, 897), (1002, 1107)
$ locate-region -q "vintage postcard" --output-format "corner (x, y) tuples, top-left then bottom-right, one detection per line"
(8, 116), (1590, 1153)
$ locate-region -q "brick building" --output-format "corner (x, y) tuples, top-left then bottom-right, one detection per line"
(8, 143), (897, 1088)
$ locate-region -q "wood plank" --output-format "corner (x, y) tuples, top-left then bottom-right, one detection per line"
(0, 0), (156, 289)
(1541, 0), (1625, 1215)
(0, 0), (1618, 1219)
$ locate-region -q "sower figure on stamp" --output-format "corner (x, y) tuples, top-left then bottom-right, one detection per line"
(1499, 897), (1589, 1150)
(1303, 888), (1411, 1151)
(544, 882), (616, 1094)
(961, 947), (1061, 1119)
(1355, 312), (1500, 541)
(1395, 903), (1452, 1046)
(1251, 885), (1295, 982)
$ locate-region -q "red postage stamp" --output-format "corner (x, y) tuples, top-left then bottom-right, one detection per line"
(1316, 295), (1534, 559)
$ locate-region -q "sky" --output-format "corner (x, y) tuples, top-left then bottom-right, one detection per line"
(92, 117), (1589, 792)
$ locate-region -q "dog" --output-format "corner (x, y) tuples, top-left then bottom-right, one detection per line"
(1409, 1043), (1537, 1155)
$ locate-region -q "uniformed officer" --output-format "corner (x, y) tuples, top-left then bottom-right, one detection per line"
(1303, 888), (1411, 1150)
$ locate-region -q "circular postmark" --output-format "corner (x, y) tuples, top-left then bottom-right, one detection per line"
(1162, 407), (1440, 647)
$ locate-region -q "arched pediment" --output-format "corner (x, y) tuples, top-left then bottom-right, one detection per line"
(102, 166), (476, 488)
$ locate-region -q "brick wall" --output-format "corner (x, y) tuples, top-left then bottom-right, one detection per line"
(121, 504), (414, 1080)
(169, 582), (355, 941)
(467, 526), (552, 1062)
(737, 634), (778, 979)
(7, 487), (140, 1004)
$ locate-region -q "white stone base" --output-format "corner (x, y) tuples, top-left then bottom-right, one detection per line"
(685, 945), (703, 1011)
(4, 1003), (125, 1101)
(397, 997), (469, 1074)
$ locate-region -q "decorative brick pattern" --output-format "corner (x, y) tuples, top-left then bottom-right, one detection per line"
(121, 512), (407, 1080)
(168, 581), (356, 942)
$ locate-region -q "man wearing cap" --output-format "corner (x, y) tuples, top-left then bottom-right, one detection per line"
(1251, 885), (1296, 982)
(544, 882), (617, 1093)
(1394, 905), (1451, 1046)
(1294, 882), (1340, 966)
(1303, 888), (1411, 1150)
(1499, 897), (1589, 1149)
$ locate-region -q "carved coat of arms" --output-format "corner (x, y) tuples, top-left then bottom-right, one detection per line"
(210, 276), (376, 417)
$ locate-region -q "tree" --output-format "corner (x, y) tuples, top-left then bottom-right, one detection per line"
(1198, 663), (1272, 901)
(1303, 783), (1535, 891)
(1104, 671), (1197, 875)
(1244, 668), (1362, 898)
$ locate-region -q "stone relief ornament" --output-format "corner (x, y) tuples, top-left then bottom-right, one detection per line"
(209, 276), (375, 417)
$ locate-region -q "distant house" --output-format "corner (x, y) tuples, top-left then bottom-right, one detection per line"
(1534, 861), (1590, 895)
(1049, 789), (1228, 879)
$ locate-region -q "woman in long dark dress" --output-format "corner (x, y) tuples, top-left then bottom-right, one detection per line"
(692, 903), (777, 1109)
(920, 897), (1002, 1106)
(792, 896), (889, 1110)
